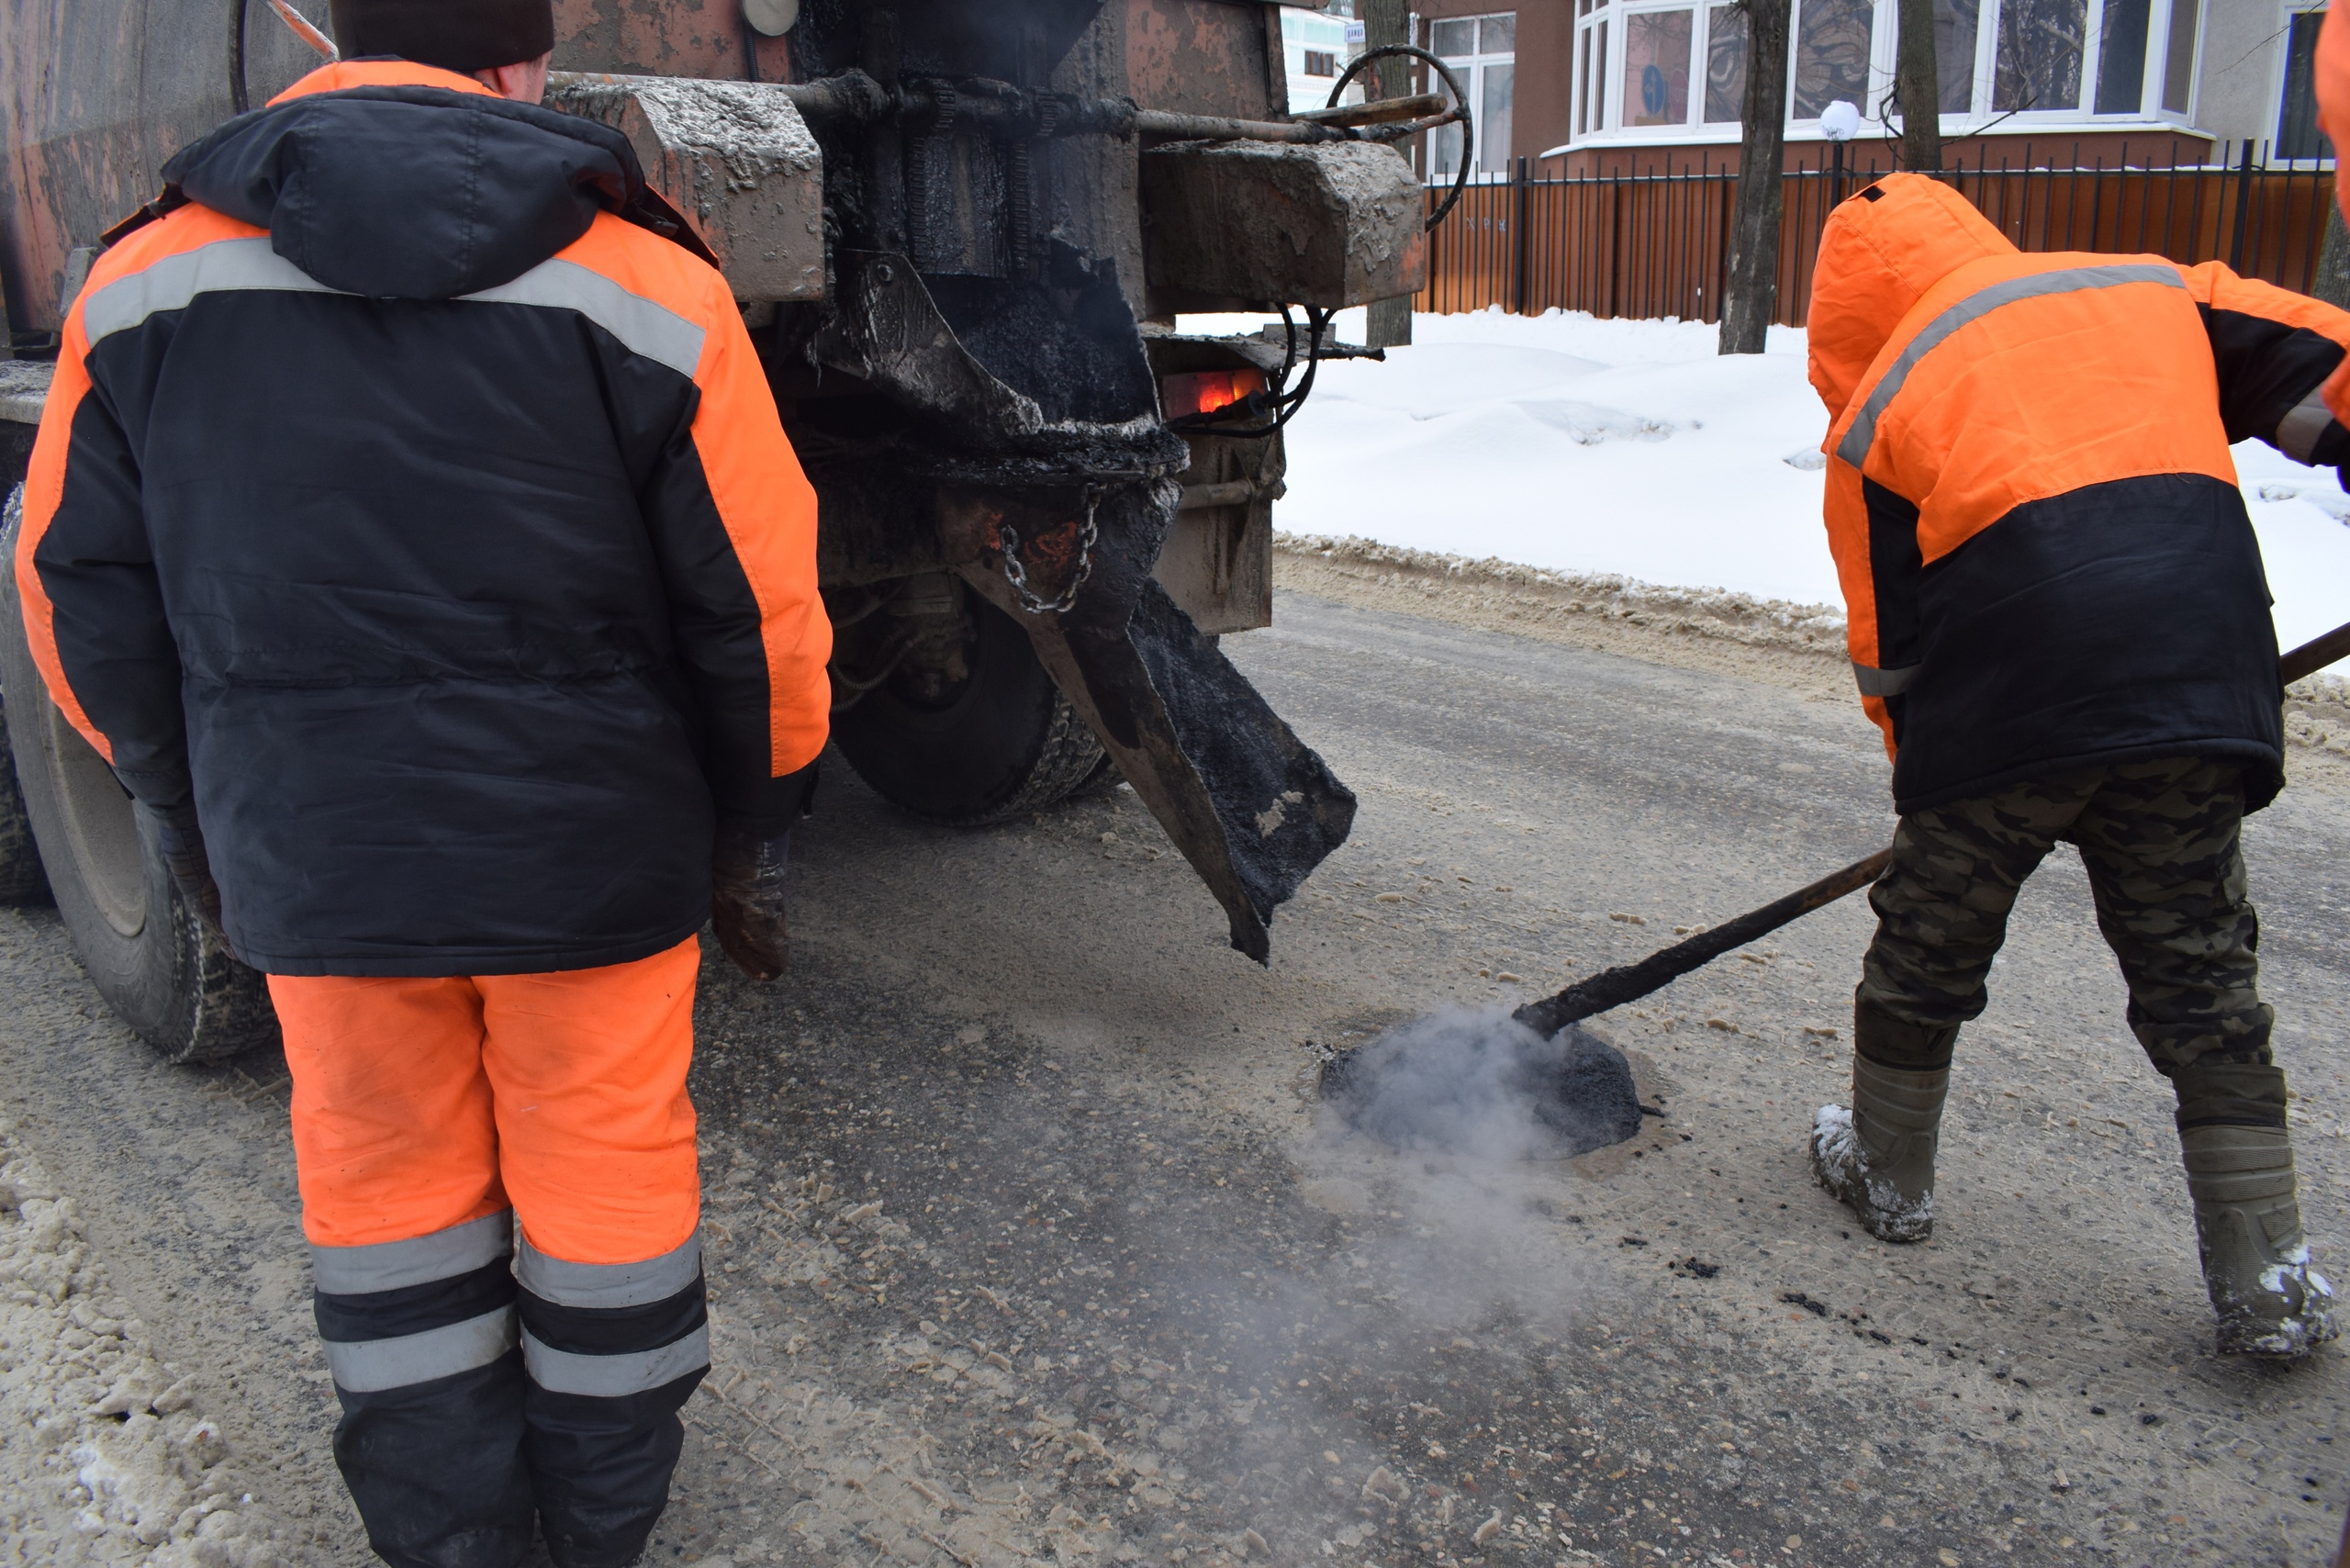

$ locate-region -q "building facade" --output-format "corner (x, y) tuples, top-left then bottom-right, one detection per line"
(1356, 0), (2332, 170)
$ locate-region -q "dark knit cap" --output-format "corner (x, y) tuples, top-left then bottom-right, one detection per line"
(327, 0), (555, 73)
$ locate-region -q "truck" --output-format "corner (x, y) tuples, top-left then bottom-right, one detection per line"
(0, 0), (1460, 1061)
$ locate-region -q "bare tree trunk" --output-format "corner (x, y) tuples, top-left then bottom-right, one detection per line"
(2314, 199), (2350, 310)
(1894, 0), (1942, 174)
(1363, 0), (1414, 348)
(1719, 0), (1791, 354)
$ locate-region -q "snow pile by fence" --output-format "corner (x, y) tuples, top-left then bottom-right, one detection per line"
(1214, 307), (2350, 655)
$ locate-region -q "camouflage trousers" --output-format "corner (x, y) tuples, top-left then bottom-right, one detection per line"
(1859, 756), (2274, 1078)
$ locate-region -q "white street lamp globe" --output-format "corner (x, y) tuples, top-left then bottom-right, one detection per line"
(1818, 100), (1862, 141)
(743, 0), (798, 35)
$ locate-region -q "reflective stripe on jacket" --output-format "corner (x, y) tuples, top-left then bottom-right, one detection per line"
(1808, 174), (2350, 813)
(17, 62), (832, 974)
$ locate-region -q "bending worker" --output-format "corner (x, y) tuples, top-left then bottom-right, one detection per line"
(1804, 173), (2338, 1360)
(16, 1), (830, 1562)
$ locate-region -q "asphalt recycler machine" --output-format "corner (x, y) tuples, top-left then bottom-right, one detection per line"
(0, 0), (1469, 1060)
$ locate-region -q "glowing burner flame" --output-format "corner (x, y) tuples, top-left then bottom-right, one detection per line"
(1160, 369), (1266, 421)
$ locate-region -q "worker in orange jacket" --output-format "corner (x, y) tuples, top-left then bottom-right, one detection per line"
(1805, 174), (2340, 1360)
(2308, 19), (2350, 1553)
(17, 1), (831, 1562)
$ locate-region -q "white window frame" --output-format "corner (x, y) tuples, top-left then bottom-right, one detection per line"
(1426, 12), (1519, 182)
(1565, 0), (2206, 147)
(2267, 1), (2333, 167)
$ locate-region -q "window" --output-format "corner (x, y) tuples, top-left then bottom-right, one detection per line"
(1624, 10), (1694, 126)
(1304, 50), (1337, 77)
(1569, 0), (2210, 139)
(1576, 0), (1610, 136)
(2092, 0), (2149, 114)
(1935, 0), (1980, 110)
(1793, 0), (1876, 117)
(2277, 9), (2331, 159)
(1993, 0), (2087, 112)
(2159, 0), (2198, 112)
(1704, 3), (1747, 122)
(1429, 13), (1517, 178)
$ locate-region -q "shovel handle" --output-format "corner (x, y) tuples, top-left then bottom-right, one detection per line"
(2282, 618), (2350, 688)
(1514, 615), (2350, 1038)
(1513, 848), (1894, 1036)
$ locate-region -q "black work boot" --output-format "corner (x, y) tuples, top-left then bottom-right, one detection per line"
(1811, 997), (1955, 1243)
(2174, 1059), (2336, 1360)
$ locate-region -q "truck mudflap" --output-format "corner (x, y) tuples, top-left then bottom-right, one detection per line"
(956, 507), (1354, 963)
(819, 243), (1354, 958)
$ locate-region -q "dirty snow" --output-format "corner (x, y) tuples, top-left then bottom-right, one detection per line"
(1186, 307), (2350, 652)
(0, 1122), (276, 1566)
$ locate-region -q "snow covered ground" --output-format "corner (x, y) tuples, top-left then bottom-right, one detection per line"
(1183, 307), (2350, 652)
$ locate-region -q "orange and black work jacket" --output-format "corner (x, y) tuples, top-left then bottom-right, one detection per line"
(17, 62), (833, 975)
(1809, 173), (2350, 814)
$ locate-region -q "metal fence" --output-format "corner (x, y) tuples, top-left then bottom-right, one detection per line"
(1418, 142), (2338, 327)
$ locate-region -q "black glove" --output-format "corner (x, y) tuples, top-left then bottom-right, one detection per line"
(709, 765), (816, 982)
(149, 802), (228, 945)
(711, 821), (791, 981)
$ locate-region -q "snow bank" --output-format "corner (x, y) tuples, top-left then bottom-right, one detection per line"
(0, 1126), (277, 1566)
(1188, 308), (2350, 653)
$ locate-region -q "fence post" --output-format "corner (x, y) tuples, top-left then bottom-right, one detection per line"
(2228, 140), (2256, 272)
(1512, 155), (1531, 316)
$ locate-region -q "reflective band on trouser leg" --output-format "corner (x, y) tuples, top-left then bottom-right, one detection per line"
(325, 1307), (519, 1393)
(310, 1211), (533, 1568)
(311, 1208), (513, 1296)
(522, 1324), (712, 1397)
(518, 1232), (711, 1568)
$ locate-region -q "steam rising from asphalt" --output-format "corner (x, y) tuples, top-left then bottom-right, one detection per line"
(1319, 1005), (1644, 1163)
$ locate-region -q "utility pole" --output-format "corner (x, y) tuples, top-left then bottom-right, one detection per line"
(1893, 0), (1942, 174)
(1362, 0), (1414, 348)
(1718, 0), (1790, 354)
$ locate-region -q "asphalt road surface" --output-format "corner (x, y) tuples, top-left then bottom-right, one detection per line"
(3, 586), (2347, 1568)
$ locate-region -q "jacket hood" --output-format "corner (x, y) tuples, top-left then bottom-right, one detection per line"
(1807, 173), (2016, 425)
(162, 62), (643, 301)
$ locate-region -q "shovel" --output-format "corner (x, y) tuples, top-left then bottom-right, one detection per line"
(1319, 619), (2350, 1159)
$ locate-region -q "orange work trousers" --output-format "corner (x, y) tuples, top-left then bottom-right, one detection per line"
(270, 935), (703, 1265)
(272, 936), (709, 1568)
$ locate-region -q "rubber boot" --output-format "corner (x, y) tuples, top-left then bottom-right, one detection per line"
(2180, 1125), (2336, 1358)
(1811, 999), (1954, 1243)
(2173, 1058), (2335, 1359)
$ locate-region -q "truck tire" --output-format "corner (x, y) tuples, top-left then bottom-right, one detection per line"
(834, 589), (1106, 826)
(0, 490), (279, 1064)
(0, 687), (54, 906)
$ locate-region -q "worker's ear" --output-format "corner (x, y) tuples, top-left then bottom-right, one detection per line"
(474, 51), (552, 105)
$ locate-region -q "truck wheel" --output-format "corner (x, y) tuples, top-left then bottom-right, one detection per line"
(832, 580), (1106, 826)
(0, 662), (52, 907)
(0, 491), (278, 1064)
